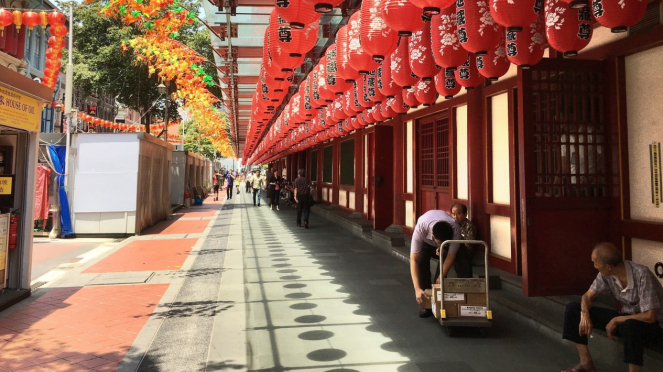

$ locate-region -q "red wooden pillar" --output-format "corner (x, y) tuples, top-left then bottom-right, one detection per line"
(373, 124), (394, 230)
(467, 87), (489, 247)
(5, 26), (15, 56)
(16, 27), (26, 60)
(391, 117), (406, 227)
(353, 131), (363, 213)
(332, 139), (340, 205)
(317, 142), (324, 201)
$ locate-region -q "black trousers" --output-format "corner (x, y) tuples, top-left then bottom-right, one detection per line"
(296, 195), (310, 224)
(563, 302), (663, 366)
(226, 184), (232, 199)
(246, 182), (251, 192)
(417, 243), (473, 290)
(270, 189), (280, 207)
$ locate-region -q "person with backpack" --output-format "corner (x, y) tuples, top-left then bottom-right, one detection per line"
(293, 168), (312, 228)
(225, 170), (235, 200)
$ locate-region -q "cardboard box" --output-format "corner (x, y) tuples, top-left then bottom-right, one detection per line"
(460, 305), (488, 318)
(422, 289), (432, 309)
(441, 302), (459, 318)
(443, 278), (486, 293)
(466, 293), (487, 306)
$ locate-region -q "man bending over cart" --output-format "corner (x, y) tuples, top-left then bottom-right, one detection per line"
(410, 209), (472, 318)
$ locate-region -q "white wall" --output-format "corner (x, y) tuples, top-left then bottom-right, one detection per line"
(490, 215), (512, 260)
(491, 93), (511, 205)
(456, 105), (468, 200)
(405, 120), (414, 194)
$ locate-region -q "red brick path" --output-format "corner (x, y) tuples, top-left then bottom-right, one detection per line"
(82, 238), (197, 273)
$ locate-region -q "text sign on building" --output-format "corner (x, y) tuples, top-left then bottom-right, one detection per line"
(0, 86), (41, 132)
(651, 142), (662, 208)
(0, 177), (12, 195)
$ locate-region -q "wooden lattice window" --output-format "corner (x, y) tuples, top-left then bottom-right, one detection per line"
(531, 69), (607, 198)
(419, 121), (435, 187)
(436, 117), (450, 188)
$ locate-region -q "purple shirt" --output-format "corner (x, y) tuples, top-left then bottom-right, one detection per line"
(410, 210), (461, 254)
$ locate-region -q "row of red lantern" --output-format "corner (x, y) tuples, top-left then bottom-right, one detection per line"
(28, 11), (68, 90)
(0, 9), (65, 34)
(245, 0), (649, 161)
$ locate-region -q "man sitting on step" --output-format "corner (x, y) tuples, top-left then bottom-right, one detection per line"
(562, 242), (663, 372)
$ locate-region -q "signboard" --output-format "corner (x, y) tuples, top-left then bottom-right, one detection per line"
(0, 214), (9, 290)
(0, 85), (41, 132)
(0, 176), (12, 195)
(651, 142), (661, 208)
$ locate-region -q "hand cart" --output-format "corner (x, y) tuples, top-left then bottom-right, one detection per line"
(437, 240), (492, 335)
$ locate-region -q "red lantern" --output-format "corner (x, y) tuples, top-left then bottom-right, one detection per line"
(434, 68), (461, 99)
(263, 33), (287, 78)
(391, 38), (418, 88)
(381, 101), (397, 119)
(372, 104), (386, 122)
(48, 36), (65, 49)
(490, 0), (543, 32)
(268, 28), (304, 73)
(347, 12), (379, 74)
(476, 37), (510, 81)
(43, 68), (57, 78)
(457, 0), (502, 55)
(270, 12), (318, 58)
(591, 0), (648, 33)
(409, 24), (439, 80)
(410, 0), (455, 15)
(113, 122), (119, 130)
(382, 0), (426, 36)
(388, 92), (410, 114)
(356, 73), (374, 108)
(505, 16), (546, 68)
(414, 79), (437, 106)
(49, 24), (68, 38)
(377, 53), (402, 97)
(0, 9), (13, 36)
(311, 65), (329, 107)
(324, 43), (353, 95)
(349, 81), (366, 114)
(455, 53), (484, 89)
(336, 24), (360, 82)
(317, 57), (338, 102)
(274, 0), (321, 29)
(402, 87), (421, 108)
(94, 118), (102, 125)
(544, 1), (592, 57)
(299, 81), (316, 118)
(360, 0), (399, 62)
(21, 11), (40, 31)
(364, 108), (377, 125)
(302, 0), (344, 13)
(45, 48), (62, 61)
(364, 69), (385, 103)
(47, 11), (66, 26)
(432, 5), (472, 71)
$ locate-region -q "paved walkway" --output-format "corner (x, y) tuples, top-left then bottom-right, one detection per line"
(0, 189), (621, 371)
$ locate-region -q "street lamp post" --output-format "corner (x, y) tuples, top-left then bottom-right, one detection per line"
(64, 2), (74, 188)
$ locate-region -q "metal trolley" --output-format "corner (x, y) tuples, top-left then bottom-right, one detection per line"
(437, 240), (492, 334)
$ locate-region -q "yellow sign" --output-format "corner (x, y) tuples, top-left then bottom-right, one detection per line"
(0, 85), (41, 132)
(0, 177), (12, 195)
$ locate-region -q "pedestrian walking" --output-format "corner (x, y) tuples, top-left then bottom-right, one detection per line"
(245, 171), (251, 193)
(225, 170), (235, 200)
(293, 168), (312, 228)
(269, 172), (281, 210)
(250, 170), (265, 206)
(213, 173), (220, 201)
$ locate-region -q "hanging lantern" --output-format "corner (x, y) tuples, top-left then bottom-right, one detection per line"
(0, 9), (12, 36)
(403, 87), (421, 108)
(372, 104), (386, 122)
(274, 0), (321, 29)
(544, 0), (592, 57)
(505, 16), (546, 68)
(409, 24), (439, 80)
(347, 12), (379, 74)
(391, 37), (418, 88)
(455, 53), (484, 89)
(349, 116), (363, 130)
(381, 101), (397, 119)
(434, 68), (461, 99)
(389, 92), (410, 114)
(364, 69), (385, 103)
(94, 118), (102, 126)
(263, 31), (288, 77)
(410, 0), (455, 15)
(40, 11), (48, 28)
(47, 11), (66, 26)
(377, 54), (402, 97)
(476, 36), (510, 81)
(356, 73), (374, 108)
(45, 48), (62, 61)
(324, 43), (353, 95)
(12, 10), (22, 31)
(360, 0), (399, 62)
(356, 111), (367, 127)
(268, 28), (305, 73)
(414, 79), (437, 106)
(364, 108), (377, 125)
(431, 6), (468, 72)
(332, 97), (349, 120)
(456, 0), (502, 56)
(382, 0), (426, 36)
(311, 65), (328, 107)
(45, 59), (61, 70)
(349, 80), (366, 113)
(591, 0), (648, 33)
(48, 36), (65, 49)
(490, 0), (543, 32)
(303, 0), (345, 13)
(43, 68), (57, 78)
(21, 11), (40, 32)
(270, 12), (318, 58)
(49, 24), (68, 38)
(317, 58), (338, 103)
(299, 81), (316, 118)
(336, 24), (360, 82)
